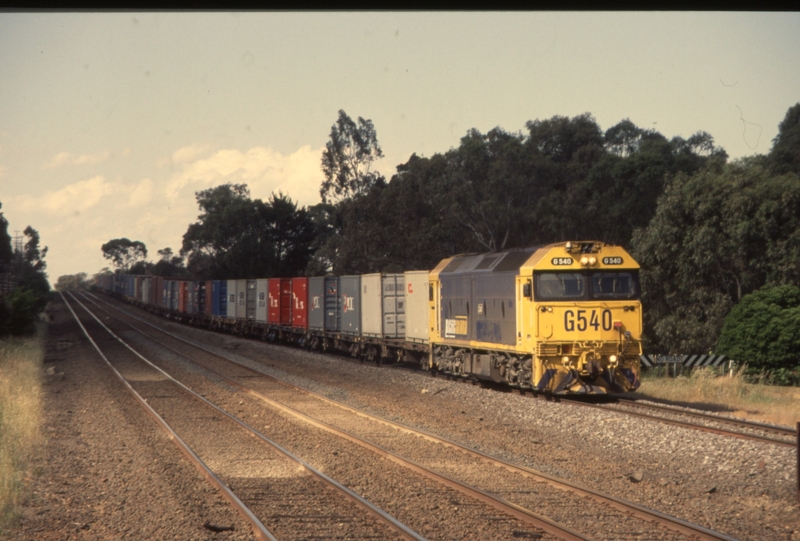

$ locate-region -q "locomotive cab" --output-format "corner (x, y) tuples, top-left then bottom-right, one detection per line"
(525, 242), (642, 394)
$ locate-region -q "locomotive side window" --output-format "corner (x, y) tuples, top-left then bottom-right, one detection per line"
(534, 272), (585, 300)
(590, 272), (640, 300)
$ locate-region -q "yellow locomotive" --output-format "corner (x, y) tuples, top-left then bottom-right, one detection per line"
(428, 241), (642, 394)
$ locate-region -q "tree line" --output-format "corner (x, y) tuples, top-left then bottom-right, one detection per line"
(99, 104), (800, 380)
(0, 204), (50, 336)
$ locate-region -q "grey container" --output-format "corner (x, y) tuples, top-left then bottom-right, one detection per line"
(226, 280), (237, 320)
(256, 279), (268, 323)
(235, 279), (247, 319)
(340, 275), (361, 336)
(246, 279), (257, 320)
(324, 277), (340, 331)
(308, 277), (325, 331)
(383, 274), (405, 338)
(361, 273), (404, 338)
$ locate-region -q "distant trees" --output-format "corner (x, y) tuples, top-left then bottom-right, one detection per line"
(55, 273), (88, 291)
(0, 203), (50, 337)
(101, 238), (148, 272)
(180, 184), (315, 279)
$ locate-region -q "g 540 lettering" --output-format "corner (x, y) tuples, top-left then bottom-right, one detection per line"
(564, 309), (613, 332)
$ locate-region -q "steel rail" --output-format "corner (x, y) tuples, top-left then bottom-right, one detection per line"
(69, 292), (426, 541)
(86, 291), (740, 541)
(616, 398), (796, 437)
(82, 292), (591, 541)
(60, 292), (277, 541)
(560, 397), (795, 448)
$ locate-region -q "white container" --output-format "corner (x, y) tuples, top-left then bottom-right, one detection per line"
(360, 274), (383, 337)
(404, 270), (429, 343)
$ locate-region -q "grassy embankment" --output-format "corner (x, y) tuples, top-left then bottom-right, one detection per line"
(0, 333), (44, 533)
(637, 366), (800, 428)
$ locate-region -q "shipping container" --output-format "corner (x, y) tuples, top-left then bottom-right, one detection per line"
(226, 280), (237, 320)
(324, 277), (340, 331)
(235, 279), (247, 319)
(192, 281), (206, 314)
(340, 275), (361, 336)
(404, 271), (430, 344)
(361, 274), (382, 336)
(204, 280), (213, 315)
(291, 278), (308, 329)
(170, 280), (180, 311)
(154, 276), (165, 307)
(361, 274), (405, 338)
(212, 280), (227, 317)
(267, 278), (281, 324)
(383, 274), (405, 337)
(256, 279), (268, 323)
(267, 278), (292, 325)
(179, 281), (189, 313)
(246, 280), (257, 321)
(308, 277), (325, 331)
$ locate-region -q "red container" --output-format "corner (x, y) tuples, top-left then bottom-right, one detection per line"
(280, 278), (292, 325)
(268, 279), (281, 324)
(204, 280), (213, 315)
(291, 277), (308, 329)
(179, 281), (189, 313)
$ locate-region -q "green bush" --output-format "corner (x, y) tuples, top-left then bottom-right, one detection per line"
(717, 285), (800, 381)
(0, 288), (45, 337)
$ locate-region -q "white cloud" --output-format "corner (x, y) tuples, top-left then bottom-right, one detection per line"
(128, 178), (154, 208)
(13, 176), (114, 215)
(4, 144), (325, 285)
(43, 151), (112, 169)
(164, 144), (324, 208)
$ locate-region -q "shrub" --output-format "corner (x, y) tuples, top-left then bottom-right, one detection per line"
(716, 285), (800, 380)
(1, 288), (44, 337)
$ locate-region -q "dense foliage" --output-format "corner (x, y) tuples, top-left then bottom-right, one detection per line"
(716, 286), (800, 384)
(180, 184), (315, 280)
(0, 203), (50, 337)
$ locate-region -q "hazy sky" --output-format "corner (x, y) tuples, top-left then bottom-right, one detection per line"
(1, 12), (798, 283)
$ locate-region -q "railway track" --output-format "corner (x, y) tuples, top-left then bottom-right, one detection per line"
(63, 292), (425, 541)
(85, 290), (741, 541)
(559, 396), (797, 448)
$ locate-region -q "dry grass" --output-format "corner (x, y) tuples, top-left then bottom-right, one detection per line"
(637, 366), (800, 428)
(0, 332), (44, 532)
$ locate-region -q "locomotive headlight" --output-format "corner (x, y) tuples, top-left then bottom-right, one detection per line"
(580, 256), (589, 266)
(609, 355), (617, 363)
(588, 256), (596, 265)
(562, 356), (570, 365)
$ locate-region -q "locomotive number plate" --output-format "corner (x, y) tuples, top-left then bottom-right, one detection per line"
(602, 257), (624, 265)
(551, 257), (573, 266)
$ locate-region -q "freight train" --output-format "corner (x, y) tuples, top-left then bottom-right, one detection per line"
(94, 241), (642, 394)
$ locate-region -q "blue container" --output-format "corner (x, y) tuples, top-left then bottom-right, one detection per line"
(212, 280), (227, 317)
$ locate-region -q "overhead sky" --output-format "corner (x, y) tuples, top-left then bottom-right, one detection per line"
(1, 12), (798, 284)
